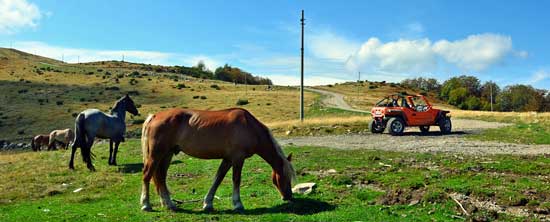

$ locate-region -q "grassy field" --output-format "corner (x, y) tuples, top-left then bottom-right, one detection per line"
(1, 139), (549, 221)
(0, 48), (316, 141)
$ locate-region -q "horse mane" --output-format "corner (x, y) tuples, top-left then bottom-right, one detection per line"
(267, 130), (297, 184)
(111, 97), (125, 115)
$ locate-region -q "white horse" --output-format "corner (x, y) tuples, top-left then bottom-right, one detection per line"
(48, 128), (74, 150)
(69, 94), (139, 171)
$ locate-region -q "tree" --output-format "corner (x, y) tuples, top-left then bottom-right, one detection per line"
(448, 87), (469, 108)
(194, 60), (207, 72)
(497, 85), (543, 111)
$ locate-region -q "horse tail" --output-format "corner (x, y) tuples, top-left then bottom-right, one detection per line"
(73, 113), (94, 163)
(31, 137), (36, 151)
(141, 114), (155, 165)
(73, 114), (85, 149)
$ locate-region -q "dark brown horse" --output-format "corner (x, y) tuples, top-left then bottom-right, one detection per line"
(31, 134), (50, 151)
(140, 108), (296, 212)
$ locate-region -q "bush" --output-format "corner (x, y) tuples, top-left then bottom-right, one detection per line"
(210, 84), (221, 90)
(200, 96), (207, 100)
(176, 83), (187, 89)
(192, 96), (199, 99)
(236, 99), (249, 105)
(132, 119), (145, 125)
(105, 86), (120, 91)
(56, 101), (64, 106)
(368, 85), (378, 89)
(18, 89), (28, 94)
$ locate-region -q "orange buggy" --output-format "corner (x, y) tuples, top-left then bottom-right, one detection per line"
(368, 94), (452, 135)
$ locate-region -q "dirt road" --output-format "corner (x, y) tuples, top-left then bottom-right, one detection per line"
(305, 88), (369, 113)
(282, 88), (550, 155)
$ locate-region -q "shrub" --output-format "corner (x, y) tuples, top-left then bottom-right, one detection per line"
(72, 113), (78, 117)
(192, 96), (199, 99)
(105, 86), (120, 91)
(368, 85), (378, 89)
(200, 96), (207, 100)
(176, 83), (187, 89)
(236, 99), (249, 105)
(210, 84), (221, 90)
(56, 101), (64, 106)
(132, 119), (145, 125)
(18, 89), (28, 94)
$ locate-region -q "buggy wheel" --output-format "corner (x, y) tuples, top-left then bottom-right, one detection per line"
(419, 126), (430, 133)
(386, 117), (405, 136)
(439, 117), (452, 134)
(369, 120), (384, 133)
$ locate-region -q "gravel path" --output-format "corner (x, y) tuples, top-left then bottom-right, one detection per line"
(305, 87), (369, 113)
(282, 88), (550, 155)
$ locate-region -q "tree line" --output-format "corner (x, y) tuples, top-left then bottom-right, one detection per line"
(142, 60), (273, 85)
(401, 76), (550, 112)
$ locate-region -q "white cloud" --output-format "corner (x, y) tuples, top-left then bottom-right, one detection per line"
(182, 55), (220, 72)
(529, 70), (550, 83)
(13, 41), (173, 64)
(516, 50), (528, 58)
(308, 30), (360, 61)
(0, 0), (42, 34)
(346, 33), (517, 74)
(433, 33), (512, 71)
(264, 74), (349, 86)
(346, 38), (436, 73)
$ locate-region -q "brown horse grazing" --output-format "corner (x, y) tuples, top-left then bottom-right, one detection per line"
(48, 128), (75, 150)
(31, 134), (50, 151)
(140, 108), (296, 212)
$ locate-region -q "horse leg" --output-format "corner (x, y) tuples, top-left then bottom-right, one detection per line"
(141, 155), (159, 211)
(203, 159), (231, 211)
(84, 134), (96, 171)
(108, 140), (114, 165)
(69, 143), (77, 169)
(231, 159), (245, 211)
(111, 141), (120, 166)
(154, 154), (177, 211)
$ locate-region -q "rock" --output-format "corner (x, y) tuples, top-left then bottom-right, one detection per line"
(326, 169), (337, 174)
(292, 182), (317, 194)
(17, 143), (24, 148)
(285, 130), (292, 136)
(73, 188), (83, 193)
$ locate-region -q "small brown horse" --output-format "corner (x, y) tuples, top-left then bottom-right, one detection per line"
(140, 108), (296, 212)
(31, 134), (50, 151)
(49, 128), (75, 150)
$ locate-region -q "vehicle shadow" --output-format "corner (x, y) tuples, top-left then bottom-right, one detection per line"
(173, 197), (335, 216)
(401, 131), (467, 136)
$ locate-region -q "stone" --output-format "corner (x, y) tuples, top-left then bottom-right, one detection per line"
(292, 182), (317, 194)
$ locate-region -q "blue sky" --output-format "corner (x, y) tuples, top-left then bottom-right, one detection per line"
(1, 0), (549, 88)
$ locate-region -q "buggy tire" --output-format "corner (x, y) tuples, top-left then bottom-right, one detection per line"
(369, 120), (384, 133)
(386, 117), (405, 136)
(419, 126), (430, 133)
(439, 117), (452, 134)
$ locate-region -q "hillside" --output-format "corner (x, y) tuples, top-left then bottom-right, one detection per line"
(313, 81), (456, 111)
(0, 48), (316, 142)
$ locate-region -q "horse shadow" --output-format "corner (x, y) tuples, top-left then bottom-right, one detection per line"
(117, 163), (143, 173)
(117, 160), (185, 173)
(173, 198), (335, 216)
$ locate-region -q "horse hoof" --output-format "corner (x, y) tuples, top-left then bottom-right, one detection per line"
(233, 206), (245, 213)
(141, 205), (153, 212)
(202, 204), (214, 212)
(168, 205), (178, 212)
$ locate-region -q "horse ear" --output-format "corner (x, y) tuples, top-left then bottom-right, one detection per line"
(125, 93), (129, 98)
(287, 153), (292, 162)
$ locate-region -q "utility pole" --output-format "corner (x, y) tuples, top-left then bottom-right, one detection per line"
(300, 10), (305, 122)
(490, 83), (493, 112)
(62, 54), (64, 63)
(122, 54), (125, 62)
(358, 71), (361, 82)
(77, 56), (80, 63)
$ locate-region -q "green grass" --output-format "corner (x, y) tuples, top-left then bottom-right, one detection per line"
(1, 140), (548, 221)
(468, 122), (550, 144)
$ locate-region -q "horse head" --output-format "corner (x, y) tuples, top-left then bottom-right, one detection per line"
(122, 94), (139, 116)
(272, 153), (294, 201)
